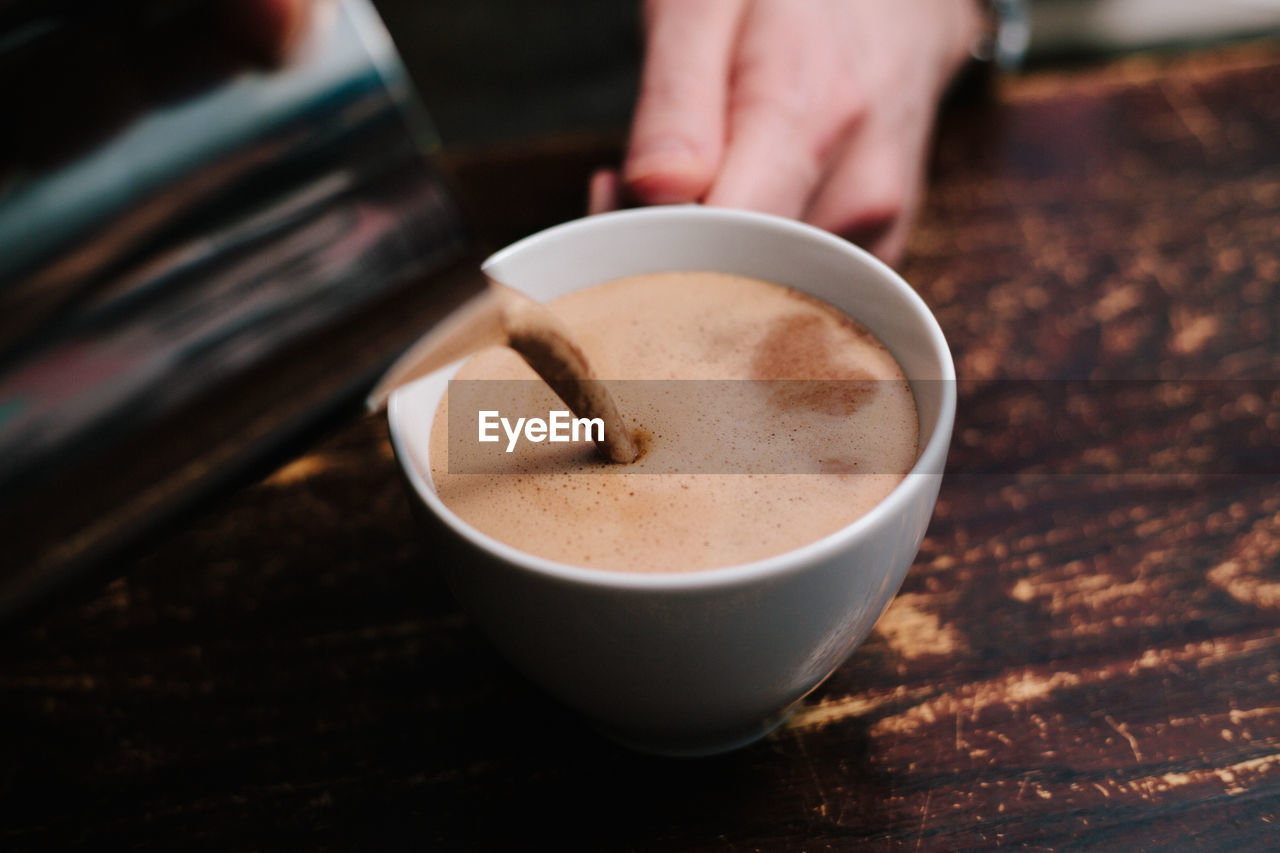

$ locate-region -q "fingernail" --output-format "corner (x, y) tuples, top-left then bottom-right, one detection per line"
(624, 138), (712, 203)
(625, 137), (702, 181)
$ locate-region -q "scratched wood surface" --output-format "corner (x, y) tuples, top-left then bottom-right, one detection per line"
(4, 43), (1280, 850)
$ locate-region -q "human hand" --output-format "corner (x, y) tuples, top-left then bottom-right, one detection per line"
(592, 0), (983, 264)
(223, 0), (314, 63)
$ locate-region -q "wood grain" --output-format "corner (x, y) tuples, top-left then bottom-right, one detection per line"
(3, 42), (1280, 850)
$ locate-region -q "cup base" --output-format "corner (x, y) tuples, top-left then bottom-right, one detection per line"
(593, 702), (800, 758)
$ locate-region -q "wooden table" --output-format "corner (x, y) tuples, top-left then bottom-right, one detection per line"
(4, 43), (1279, 850)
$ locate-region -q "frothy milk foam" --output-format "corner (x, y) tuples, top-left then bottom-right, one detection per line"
(427, 271), (918, 572)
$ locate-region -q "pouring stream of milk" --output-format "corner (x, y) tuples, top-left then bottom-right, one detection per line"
(367, 277), (640, 464)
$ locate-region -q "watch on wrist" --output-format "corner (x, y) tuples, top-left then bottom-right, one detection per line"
(973, 0), (1031, 70)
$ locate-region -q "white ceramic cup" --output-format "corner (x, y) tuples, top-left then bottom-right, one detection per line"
(389, 206), (955, 756)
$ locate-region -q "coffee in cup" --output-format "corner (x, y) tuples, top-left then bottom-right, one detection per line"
(428, 270), (918, 572)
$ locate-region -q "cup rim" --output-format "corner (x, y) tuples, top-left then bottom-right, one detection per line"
(388, 205), (955, 593)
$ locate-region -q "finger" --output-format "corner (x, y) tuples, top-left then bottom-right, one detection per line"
(805, 149), (905, 259)
(623, 0), (744, 205)
(703, 2), (851, 218)
(588, 168), (622, 215)
(222, 0), (311, 64)
(803, 118), (923, 265)
(703, 93), (824, 219)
